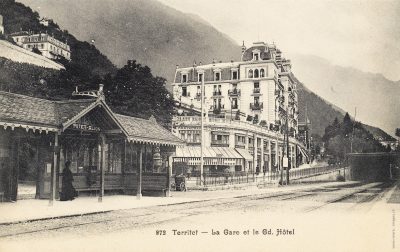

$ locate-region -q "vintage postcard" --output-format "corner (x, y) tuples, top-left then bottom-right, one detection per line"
(0, 0), (399, 251)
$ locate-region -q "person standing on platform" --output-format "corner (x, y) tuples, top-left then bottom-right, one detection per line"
(60, 160), (76, 201)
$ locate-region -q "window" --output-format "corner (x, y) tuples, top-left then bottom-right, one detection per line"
(211, 133), (229, 146)
(260, 68), (265, 78)
(248, 69), (253, 78)
(182, 87), (187, 97)
(232, 70), (238, 80)
(254, 69), (259, 78)
(254, 82), (260, 89)
(232, 98), (238, 109)
(197, 86), (201, 96)
(254, 97), (260, 105)
(215, 72), (221, 81)
(235, 135), (246, 146)
(253, 52), (260, 60)
(182, 73), (187, 83)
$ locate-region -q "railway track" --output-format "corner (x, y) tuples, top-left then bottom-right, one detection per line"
(0, 182), (392, 239)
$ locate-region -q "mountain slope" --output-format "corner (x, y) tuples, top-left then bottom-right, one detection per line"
(13, 0), (396, 139)
(291, 54), (400, 136)
(19, 0), (241, 83)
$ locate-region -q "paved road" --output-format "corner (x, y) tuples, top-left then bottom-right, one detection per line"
(0, 183), (398, 251)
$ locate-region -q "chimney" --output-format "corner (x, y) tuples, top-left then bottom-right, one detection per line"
(241, 40), (246, 54)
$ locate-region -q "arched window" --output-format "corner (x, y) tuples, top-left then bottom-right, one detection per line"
(260, 69), (265, 78)
(248, 69), (253, 78)
(254, 69), (259, 78)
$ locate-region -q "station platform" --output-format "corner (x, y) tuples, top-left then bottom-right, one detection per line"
(0, 181), (362, 225)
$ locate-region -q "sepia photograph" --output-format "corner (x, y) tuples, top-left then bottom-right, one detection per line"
(0, 0), (399, 251)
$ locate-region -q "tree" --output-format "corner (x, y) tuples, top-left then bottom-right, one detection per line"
(104, 60), (174, 127)
(396, 128), (400, 138)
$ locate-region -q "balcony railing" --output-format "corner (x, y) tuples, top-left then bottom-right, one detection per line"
(211, 141), (229, 147)
(250, 102), (263, 110)
(212, 91), (222, 96)
(235, 142), (246, 149)
(195, 93), (201, 100)
(228, 89), (241, 96)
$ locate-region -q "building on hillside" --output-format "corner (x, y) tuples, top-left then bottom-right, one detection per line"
(10, 31), (71, 61)
(39, 17), (52, 27)
(171, 41), (309, 175)
(0, 85), (182, 202)
(0, 15), (4, 35)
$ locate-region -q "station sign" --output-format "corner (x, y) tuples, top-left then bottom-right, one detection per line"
(71, 123), (101, 132)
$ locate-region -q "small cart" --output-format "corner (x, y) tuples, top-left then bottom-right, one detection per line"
(175, 175), (186, 191)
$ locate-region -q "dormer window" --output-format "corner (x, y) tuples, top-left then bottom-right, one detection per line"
(252, 49), (261, 61)
(198, 73), (203, 82)
(182, 73), (188, 83)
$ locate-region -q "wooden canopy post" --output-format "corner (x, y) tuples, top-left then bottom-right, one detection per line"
(166, 152), (172, 197)
(137, 145), (143, 199)
(49, 132), (59, 206)
(98, 133), (106, 202)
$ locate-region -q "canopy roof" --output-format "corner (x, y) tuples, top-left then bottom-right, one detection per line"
(0, 91), (182, 146)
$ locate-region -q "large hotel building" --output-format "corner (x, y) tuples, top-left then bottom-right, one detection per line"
(171, 41), (309, 175)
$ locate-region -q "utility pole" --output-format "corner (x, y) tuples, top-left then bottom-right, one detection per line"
(200, 72), (205, 186)
(350, 107), (357, 153)
(286, 110), (290, 185)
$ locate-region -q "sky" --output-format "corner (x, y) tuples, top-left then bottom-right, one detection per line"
(158, 0), (400, 82)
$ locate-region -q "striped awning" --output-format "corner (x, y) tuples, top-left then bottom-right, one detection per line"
(298, 146), (309, 161)
(174, 146), (243, 166)
(235, 148), (254, 161)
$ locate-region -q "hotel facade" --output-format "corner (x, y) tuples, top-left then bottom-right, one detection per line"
(11, 31), (71, 61)
(171, 42), (308, 175)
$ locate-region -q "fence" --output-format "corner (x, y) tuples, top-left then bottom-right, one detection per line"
(194, 165), (343, 187)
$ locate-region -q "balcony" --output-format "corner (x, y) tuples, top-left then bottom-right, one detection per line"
(212, 91), (222, 97)
(211, 140), (229, 147)
(252, 88), (262, 96)
(195, 93), (201, 101)
(235, 142), (246, 149)
(250, 102), (263, 111)
(248, 146), (254, 154)
(228, 89), (241, 96)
